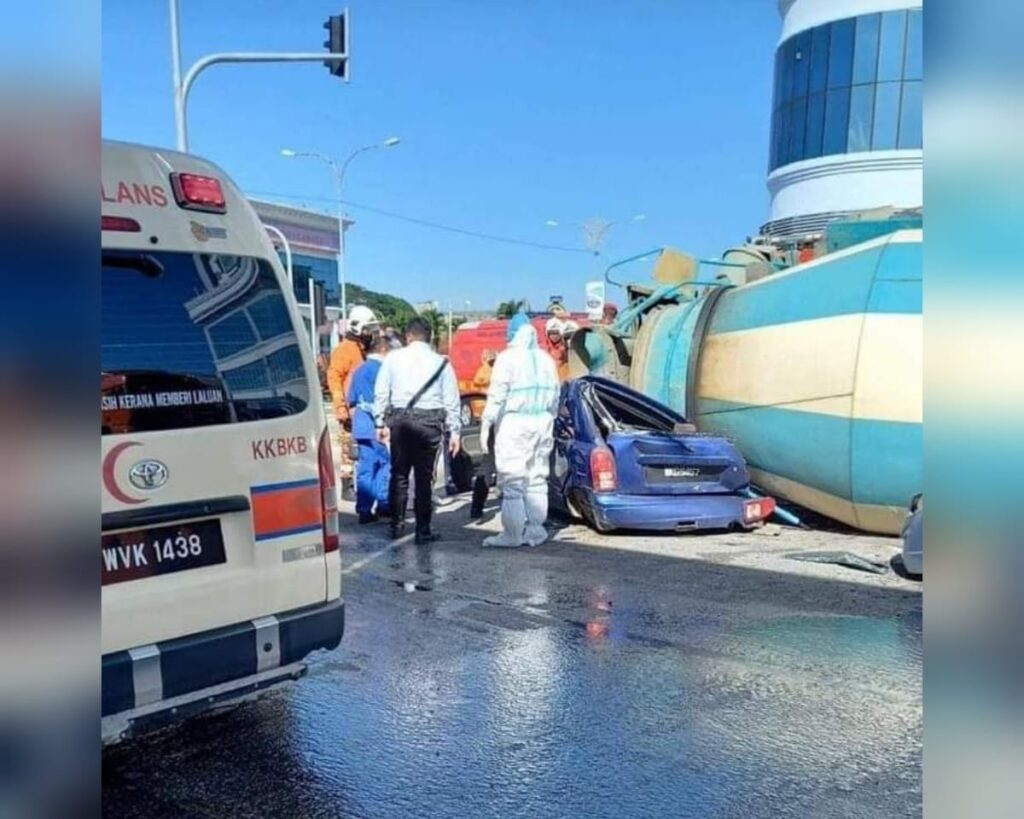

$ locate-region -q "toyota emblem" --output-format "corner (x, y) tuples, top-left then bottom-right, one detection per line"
(128, 459), (169, 490)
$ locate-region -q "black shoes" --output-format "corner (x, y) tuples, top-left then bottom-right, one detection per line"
(388, 523), (440, 544)
(358, 513), (378, 525)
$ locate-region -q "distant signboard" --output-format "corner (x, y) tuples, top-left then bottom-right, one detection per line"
(585, 281), (605, 320)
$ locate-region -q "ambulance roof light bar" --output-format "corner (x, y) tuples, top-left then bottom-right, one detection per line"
(169, 172), (227, 214)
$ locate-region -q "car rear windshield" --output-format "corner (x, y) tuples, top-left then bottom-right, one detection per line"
(102, 250), (309, 435)
(584, 381), (685, 434)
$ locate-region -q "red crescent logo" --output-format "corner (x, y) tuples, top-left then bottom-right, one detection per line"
(102, 441), (145, 505)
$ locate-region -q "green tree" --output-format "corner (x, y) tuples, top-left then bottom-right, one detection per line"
(495, 299), (527, 319)
(342, 282), (417, 329)
(419, 308), (445, 347)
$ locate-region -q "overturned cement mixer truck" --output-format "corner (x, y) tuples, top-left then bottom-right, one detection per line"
(568, 213), (922, 535)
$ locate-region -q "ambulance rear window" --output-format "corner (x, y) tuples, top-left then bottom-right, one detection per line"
(101, 251), (310, 434)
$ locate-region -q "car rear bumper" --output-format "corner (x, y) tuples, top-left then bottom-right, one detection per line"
(589, 491), (754, 532)
(101, 597), (344, 738)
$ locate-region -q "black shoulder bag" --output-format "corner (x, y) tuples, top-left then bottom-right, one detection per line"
(385, 358), (450, 426)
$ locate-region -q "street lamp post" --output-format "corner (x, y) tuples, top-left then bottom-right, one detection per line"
(281, 138), (400, 330)
(545, 214), (647, 255)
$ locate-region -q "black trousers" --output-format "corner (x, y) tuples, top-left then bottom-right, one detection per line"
(388, 409), (445, 534)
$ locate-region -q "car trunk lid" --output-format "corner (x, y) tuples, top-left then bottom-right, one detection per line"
(606, 431), (748, 495)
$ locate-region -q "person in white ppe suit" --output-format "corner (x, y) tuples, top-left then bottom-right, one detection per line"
(480, 313), (561, 547)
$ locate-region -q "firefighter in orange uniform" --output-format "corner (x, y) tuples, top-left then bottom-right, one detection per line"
(470, 349), (497, 419)
(545, 317), (570, 382)
(328, 306), (380, 484)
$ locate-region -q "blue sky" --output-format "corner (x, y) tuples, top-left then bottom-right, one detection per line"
(102, 0), (777, 311)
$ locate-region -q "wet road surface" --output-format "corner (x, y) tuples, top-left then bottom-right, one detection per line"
(103, 502), (922, 818)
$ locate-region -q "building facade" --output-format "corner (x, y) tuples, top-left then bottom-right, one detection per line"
(250, 199), (353, 352)
(763, 0), (923, 240)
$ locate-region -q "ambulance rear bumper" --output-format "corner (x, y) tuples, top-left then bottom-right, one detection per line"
(101, 597), (344, 743)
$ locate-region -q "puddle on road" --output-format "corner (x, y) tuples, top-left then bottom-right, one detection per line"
(733, 612), (921, 664)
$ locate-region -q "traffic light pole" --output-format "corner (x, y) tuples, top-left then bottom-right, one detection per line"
(173, 52), (347, 152)
(169, 1), (349, 152)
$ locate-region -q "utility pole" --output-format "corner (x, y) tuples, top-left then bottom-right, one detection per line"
(169, 2), (350, 152)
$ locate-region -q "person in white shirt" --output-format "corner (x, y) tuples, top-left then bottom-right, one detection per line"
(479, 313), (561, 548)
(374, 317), (461, 544)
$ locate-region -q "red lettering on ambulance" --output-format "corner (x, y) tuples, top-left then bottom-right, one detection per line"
(132, 184), (152, 206)
(116, 182), (135, 205)
(250, 436), (307, 461)
(102, 182), (170, 207)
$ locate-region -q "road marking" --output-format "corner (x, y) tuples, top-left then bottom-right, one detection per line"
(341, 534), (414, 575)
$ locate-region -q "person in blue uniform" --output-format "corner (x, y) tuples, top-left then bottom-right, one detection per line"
(348, 336), (392, 524)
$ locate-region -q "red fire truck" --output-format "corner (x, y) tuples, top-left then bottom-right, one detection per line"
(449, 314), (589, 393)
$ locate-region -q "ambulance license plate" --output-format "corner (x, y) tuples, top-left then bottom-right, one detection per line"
(102, 518), (226, 586)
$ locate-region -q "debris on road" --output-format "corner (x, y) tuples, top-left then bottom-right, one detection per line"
(786, 550), (891, 575)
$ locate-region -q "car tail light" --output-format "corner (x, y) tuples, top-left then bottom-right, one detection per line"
(169, 172), (226, 213)
(743, 496), (776, 524)
(318, 427), (339, 553)
(591, 447), (617, 493)
(101, 215), (141, 232)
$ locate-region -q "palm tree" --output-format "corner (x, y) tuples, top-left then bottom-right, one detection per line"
(496, 299), (527, 319)
(419, 308), (445, 347)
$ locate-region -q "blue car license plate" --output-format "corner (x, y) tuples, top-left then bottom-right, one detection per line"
(664, 467), (701, 478)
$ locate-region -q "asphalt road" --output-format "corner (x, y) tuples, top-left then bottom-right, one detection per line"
(102, 499), (922, 818)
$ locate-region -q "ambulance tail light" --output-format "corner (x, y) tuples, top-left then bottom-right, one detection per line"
(101, 215), (141, 232)
(591, 447), (618, 493)
(169, 172), (226, 214)
(318, 427), (340, 553)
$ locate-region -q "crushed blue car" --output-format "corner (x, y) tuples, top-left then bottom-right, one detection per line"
(548, 376), (774, 533)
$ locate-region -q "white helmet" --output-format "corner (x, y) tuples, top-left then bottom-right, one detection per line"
(348, 305), (379, 335)
(545, 317), (564, 334)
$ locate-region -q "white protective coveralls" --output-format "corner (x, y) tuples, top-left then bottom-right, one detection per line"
(480, 324), (561, 547)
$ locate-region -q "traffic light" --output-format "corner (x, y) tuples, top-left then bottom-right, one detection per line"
(323, 12), (348, 79)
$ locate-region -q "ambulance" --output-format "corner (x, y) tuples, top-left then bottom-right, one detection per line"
(101, 141), (343, 743)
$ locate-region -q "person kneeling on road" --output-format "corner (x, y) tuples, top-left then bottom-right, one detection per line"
(347, 335), (392, 525)
(373, 317), (461, 545)
(479, 313), (560, 548)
